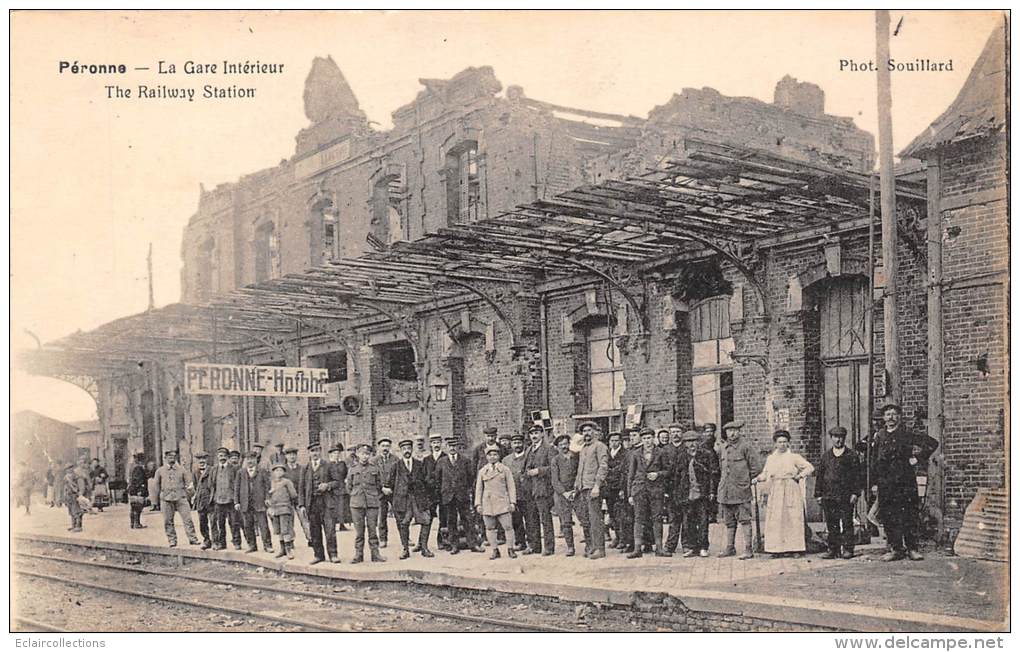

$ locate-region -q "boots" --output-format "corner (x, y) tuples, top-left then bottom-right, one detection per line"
(419, 523), (435, 557)
(718, 527), (737, 557)
(627, 523), (644, 558)
(653, 522), (669, 557)
(286, 542), (294, 560)
(370, 545), (386, 563)
(737, 523), (754, 560)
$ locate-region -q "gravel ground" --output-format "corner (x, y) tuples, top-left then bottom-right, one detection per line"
(14, 542), (639, 632)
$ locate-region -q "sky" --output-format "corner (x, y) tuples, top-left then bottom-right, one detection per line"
(10, 9), (1004, 423)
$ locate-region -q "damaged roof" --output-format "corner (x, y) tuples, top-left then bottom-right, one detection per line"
(900, 19), (1008, 158)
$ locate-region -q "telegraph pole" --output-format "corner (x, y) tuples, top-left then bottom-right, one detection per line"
(875, 10), (900, 402)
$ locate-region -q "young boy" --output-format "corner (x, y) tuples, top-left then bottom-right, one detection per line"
(268, 463), (299, 559)
(475, 444), (517, 560)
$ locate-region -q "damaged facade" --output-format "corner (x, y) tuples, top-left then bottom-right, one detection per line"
(27, 30), (1007, 538)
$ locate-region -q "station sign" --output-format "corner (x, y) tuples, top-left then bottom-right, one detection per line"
(185, 363), (329, 398)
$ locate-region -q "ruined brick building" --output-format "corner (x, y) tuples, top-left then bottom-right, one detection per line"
(27, 24), (1007, 537)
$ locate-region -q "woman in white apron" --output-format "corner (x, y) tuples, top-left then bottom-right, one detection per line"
(753, 430), (814, 555)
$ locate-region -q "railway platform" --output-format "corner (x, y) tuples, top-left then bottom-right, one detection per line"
(12, 499), (1007, 632)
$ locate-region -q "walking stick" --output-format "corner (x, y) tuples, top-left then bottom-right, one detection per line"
(751, 479), (764, 553)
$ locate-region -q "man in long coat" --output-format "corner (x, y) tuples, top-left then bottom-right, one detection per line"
(385, 438), (435, 559)
(605, 431), (632, 552)
(301, 443), (342, 564)
(372, 438), (399, 548)
(192, 452), (215, 549)
(523, 424), (556, 555)
(814, 426), (863, 559)
(209, 447), (241, 550)
(868, 404), (938, 561)
(672, 431), (719, 557)
(502, 433), (530, 551)
(423, 433), (448, 549)
(235, 451), (273, 553)
(626, 428), (672, 558)
(474, 444), (518, 559)
(436, 436), (482, 554)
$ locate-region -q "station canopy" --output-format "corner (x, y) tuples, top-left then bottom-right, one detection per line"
(21, 139), (925, 377)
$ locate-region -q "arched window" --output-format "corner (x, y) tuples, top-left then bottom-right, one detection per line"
(309, 196), (338, 265)
(369, 175), (403, 248)
(444, 141), (480, 225)
(254, 222), (280, 283)
(690, 296), (735, 428)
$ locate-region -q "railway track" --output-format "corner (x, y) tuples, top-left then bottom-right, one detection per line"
(13, 616), (67, 633)
(14, 552), (573, 633)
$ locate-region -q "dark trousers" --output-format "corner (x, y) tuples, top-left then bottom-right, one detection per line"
(213, 502), (241, 548)
(512, 498), (529, 548)
(444, 497), (477, 548)
(632, 491), (665, 548)
(578, 489), (605, 553)
(679, 498), (709, 551)
(822, 497), (856, 553)
(308, 500), (338, 559)
(241, 510), (272, 550)
(526, 495), (555, 553)
(605, 491), (624, 542)
(198, 508), (213, 544)
(67, 501), (83, 529)
(352, 506), (379, 556)
(378, 495), (391, 543)
(664, 500), (684, 552)
(881, 493), (920, 553)
(395, 503), (432, 550)
(129, 501), (145, 527)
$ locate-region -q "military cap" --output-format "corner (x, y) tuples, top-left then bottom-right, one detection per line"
(228, 450), (241, 458)
(251, 443), (264, 451)
(772, 430), (791, 442)
(828, 426), (849, 438)
(307, 443), (321, 452)
(328, 444), (341, 454)
(216, 446), (229, 455)
(510, 433), (526, 442)
(879, 403), (902, 415)
(428, 433), (444, 441)
(483, 426), (498, 435)
(163, 449), (176, 456)
(554, 434), (571, 446)
(356, 442), (373, 452)
(194, 451), (209, 459)
(639, 427), (656, 437)
(398, 439), (414, 448)
(271, 462), (286, 471)
(377, 437), (392, 445)
(682, 430), (701, 442)
(64, 463), (75, 471)
(577, 420), (599, 432)
(528, 424), (545, 433)
(284, 446), (299, 454)
(484, 444), (502, 455)
(722, 420), (744, 431)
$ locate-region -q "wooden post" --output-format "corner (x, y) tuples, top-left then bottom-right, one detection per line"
(926, 155), (945, 539)
(875, 10), (900, 402)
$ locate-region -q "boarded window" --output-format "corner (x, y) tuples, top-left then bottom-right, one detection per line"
(818, 277), (870, 444)
(691, 296), (735, 427)
(819, 278), (868, 359)
(588, 324), (626, 411)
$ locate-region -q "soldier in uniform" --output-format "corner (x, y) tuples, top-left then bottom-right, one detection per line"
(523, 424), (556, 555)
(550, 433), (581, 556)
(502, 433), (531, 551)
(717, 421), (762, 560)
(626, 428), (672, 558)
(605, 431), (631, 551)
(385, 438), (435, 559)
(301, 443), (342, 564)
(815, 426), (863, 559)
(436, 436), (483, 554)
(236, 451), (273, 553)
(423, 433), (448, 550)
(127, 452), (148, 529)
(868, 404), (938, 562)
(373, 438), (398, 548)
(192, 452), (215, 549)
(347, 443), (385, 563)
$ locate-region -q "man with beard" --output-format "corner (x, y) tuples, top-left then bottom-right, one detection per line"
(573, 422), (609, 559)
(385, 439), (435, 559)
(673, 431), (718, 557)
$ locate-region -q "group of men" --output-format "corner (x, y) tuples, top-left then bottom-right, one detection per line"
(105, 401), (934, 565)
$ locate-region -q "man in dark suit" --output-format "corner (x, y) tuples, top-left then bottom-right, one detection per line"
(192, 452), (215, 549)
(385, 438), (435, 559)
(209, 447), (241, 550)
(502, 433), (530, 551)
(372, 438), (399, 548)
(435, 437), (482, 554)
(127, 452), (148, 529)
(605, 431), (631, 551)
(422, 433), (448, 549)
(327, 444), (349, 530)
(523, 424), (556, 555)
(235, 451), (273, 553)
(300, 443), (342, 564)
(815, 426), (864, 559)
(627, 428), (672, 558)
(671, 431), (719, 557)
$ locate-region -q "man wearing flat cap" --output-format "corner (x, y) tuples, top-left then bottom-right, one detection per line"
(717, 421), (762, 560)
(626, 428), (672, 558)
(867, 404), (938, 562)
(550, 433), (581, 556)
(574, 421), (610, 559)
(372, 438), (398, 548)
(502, 433), (531, 551)
(153, 450), (200, 548)
(472, 426), (505, 547)
(814, 426), (863, 559)
(210, 447), (241, 550)
(192, 452), (215, 549)
(384, 439), (434, 559)
(671, 431), (719, 557)
(235, 451), (274, 553)
(327, 445), (349, 531)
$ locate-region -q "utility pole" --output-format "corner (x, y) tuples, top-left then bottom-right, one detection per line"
(875, 10), (900, 402)
(147, 242), (155, 311)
